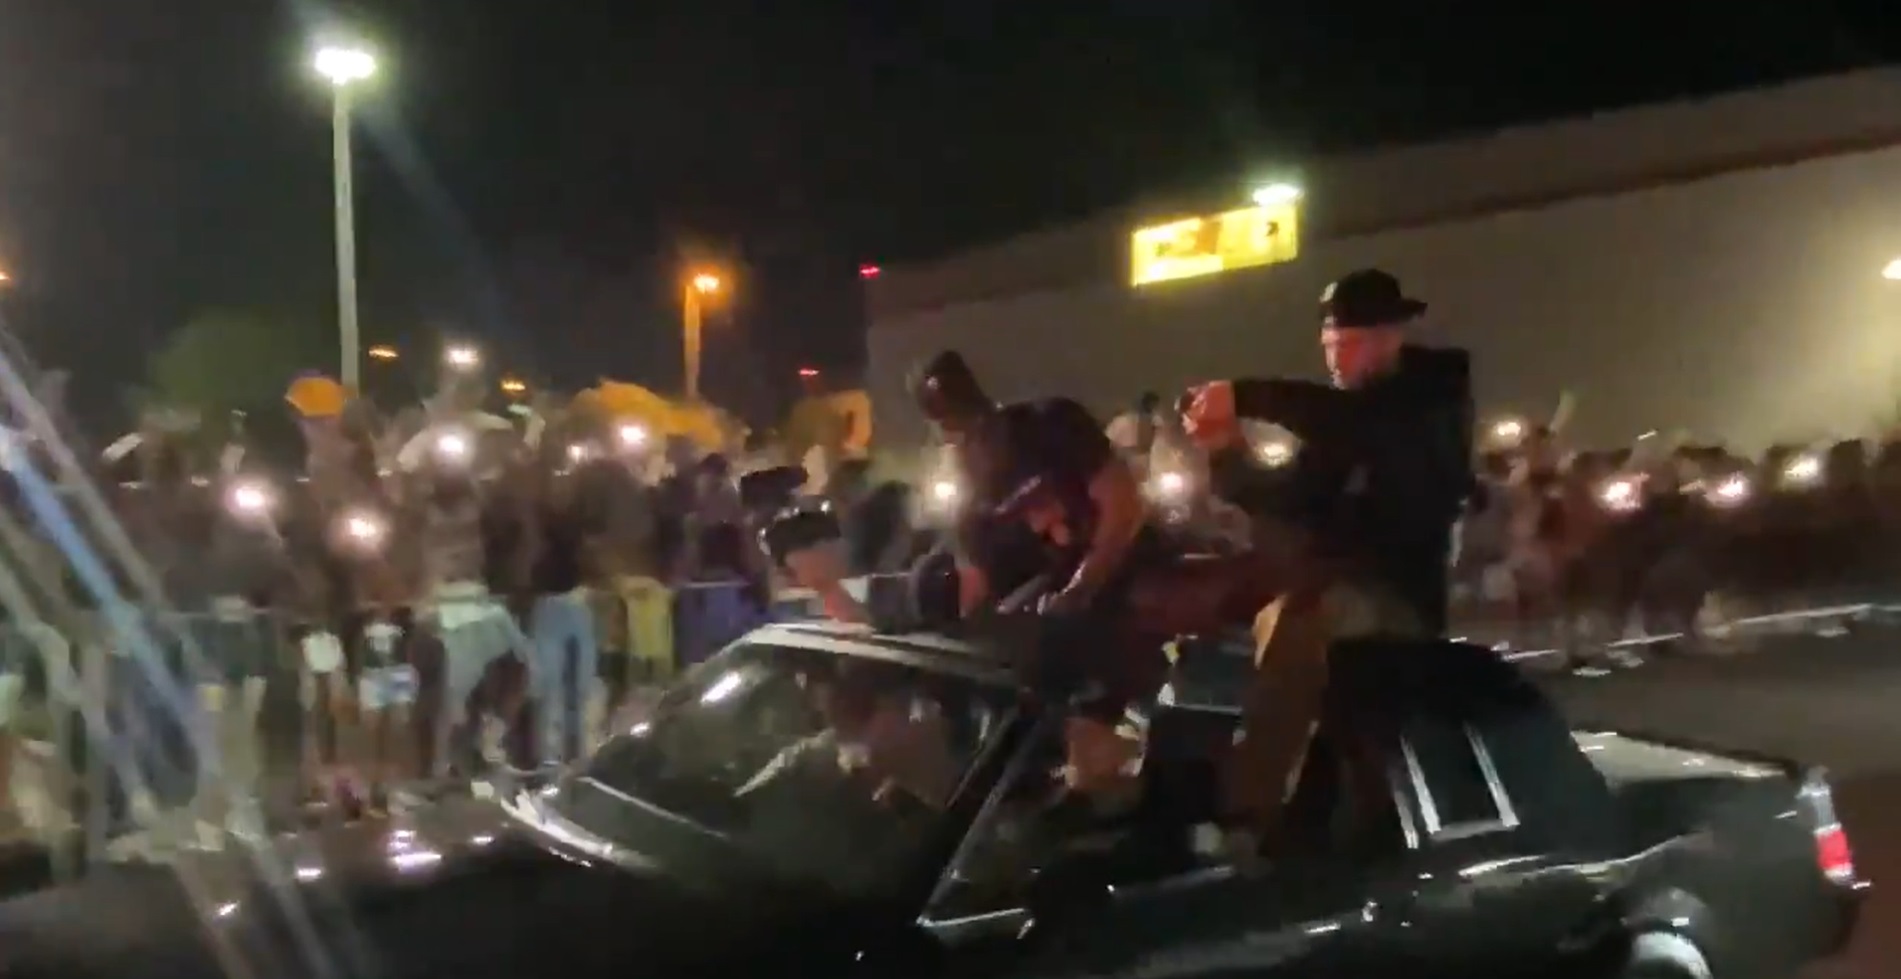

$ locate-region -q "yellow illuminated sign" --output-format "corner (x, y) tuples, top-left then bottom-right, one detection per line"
(1130, 203), (1299, 287)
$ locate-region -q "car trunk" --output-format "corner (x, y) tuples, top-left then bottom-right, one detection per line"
(1572, 729), (1799, 846)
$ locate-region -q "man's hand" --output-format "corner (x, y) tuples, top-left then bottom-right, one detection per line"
(1182, 381), (1241, 451)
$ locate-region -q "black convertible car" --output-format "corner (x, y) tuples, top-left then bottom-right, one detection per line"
(0, 621), (1864, 978)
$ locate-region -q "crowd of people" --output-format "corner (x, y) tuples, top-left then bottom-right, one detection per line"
(0, 366), (911, 845)
(1112, 390), (1901, 665)
(2, 264), (1901, 866)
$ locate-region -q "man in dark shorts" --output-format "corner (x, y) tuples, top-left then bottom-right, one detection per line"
(909, 350), (1156, 793)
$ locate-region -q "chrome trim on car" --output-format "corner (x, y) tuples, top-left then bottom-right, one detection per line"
(918, 715), (1059, 937)
(1401, 724), (1520, 843)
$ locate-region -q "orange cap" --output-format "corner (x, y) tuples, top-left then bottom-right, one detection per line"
(285, 374), (347, 418)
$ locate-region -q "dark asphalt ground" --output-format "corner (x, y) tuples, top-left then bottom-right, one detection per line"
(1541, 631), (1901, 978)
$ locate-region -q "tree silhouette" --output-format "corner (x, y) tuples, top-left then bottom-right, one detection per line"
(148, 308), (330, 415)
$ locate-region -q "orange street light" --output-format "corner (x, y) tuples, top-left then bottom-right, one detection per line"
(367, 344), (398, 361)
(499, 377), (527, 395)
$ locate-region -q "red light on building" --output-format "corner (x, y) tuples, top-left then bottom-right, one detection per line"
(798, 367), (820, 378)
(858, 264), (881, 279)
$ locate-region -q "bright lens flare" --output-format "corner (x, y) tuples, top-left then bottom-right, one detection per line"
(1600, 477), (1641, 512)
(342, 511), (386, 546)
(229, 482), (272, 514)
(1709, 474), (1752, 506)
(1154, 470), (1188, 497)
(434, 432), (470, 461)
(617, 424), (648, 448)
(444, 346), (480, 370)
(931, 479), (959, 504)
(1784, 455), (1823, 486)
(1491, 418), (1525, 442)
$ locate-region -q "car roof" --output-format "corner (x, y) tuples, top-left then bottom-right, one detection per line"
(1160, 638), (1549, 716)
(745, 621), (1020, 686)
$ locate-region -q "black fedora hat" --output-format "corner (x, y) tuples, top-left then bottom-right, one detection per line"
(1319, 268), (1428, 328)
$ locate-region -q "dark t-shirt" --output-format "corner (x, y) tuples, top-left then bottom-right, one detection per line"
(651, 474), (695, 574)
(955, 398), (1119, 593)
(531, 502), (584, 594)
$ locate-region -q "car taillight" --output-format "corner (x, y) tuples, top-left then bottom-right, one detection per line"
(1799, 770), (1859, 887)
(1815, 823), (1856, 886)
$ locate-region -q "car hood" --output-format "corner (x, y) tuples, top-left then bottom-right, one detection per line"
(0, 794), (852, 979)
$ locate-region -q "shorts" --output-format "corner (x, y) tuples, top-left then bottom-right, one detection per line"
(427, 588), (533, 723)
(178, 612), (277, 685)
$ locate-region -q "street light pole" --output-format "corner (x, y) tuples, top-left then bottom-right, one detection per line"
(683, 272), (721, 402)
(331, 87), (360, 390)
(683, 285), (703, 402)
(313, 44), (376, 389)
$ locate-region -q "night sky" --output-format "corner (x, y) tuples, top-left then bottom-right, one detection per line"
(0, 1), (1892, 429)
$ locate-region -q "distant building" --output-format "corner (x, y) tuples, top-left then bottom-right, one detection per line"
(866, 69), (1901, 450)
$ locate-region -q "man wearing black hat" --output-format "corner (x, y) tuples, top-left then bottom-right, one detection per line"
(1183, 267), (1475, 849)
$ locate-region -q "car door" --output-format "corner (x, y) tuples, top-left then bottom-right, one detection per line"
(915, 717), (1412, 979)
(1009, 857), (1388, 979)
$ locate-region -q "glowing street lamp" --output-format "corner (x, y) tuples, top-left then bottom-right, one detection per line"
(682, 270), (725, 402)
(499, 377), (527, 396)
(1251, 182), (1302, 207)
(367, 344), (398, 361)
(313, 42), (378, 389)
(314, 46), (375, 86)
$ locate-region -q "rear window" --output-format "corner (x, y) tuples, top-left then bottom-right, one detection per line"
(1400, 719), (1520, 842)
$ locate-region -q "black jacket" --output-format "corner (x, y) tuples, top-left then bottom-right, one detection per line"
(1212, 345), (1474, 634)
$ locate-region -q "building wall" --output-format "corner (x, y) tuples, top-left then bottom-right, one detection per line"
(868, 70), (1901, 450)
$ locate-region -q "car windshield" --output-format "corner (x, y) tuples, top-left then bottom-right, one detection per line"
(561, 638), (1016, 898)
